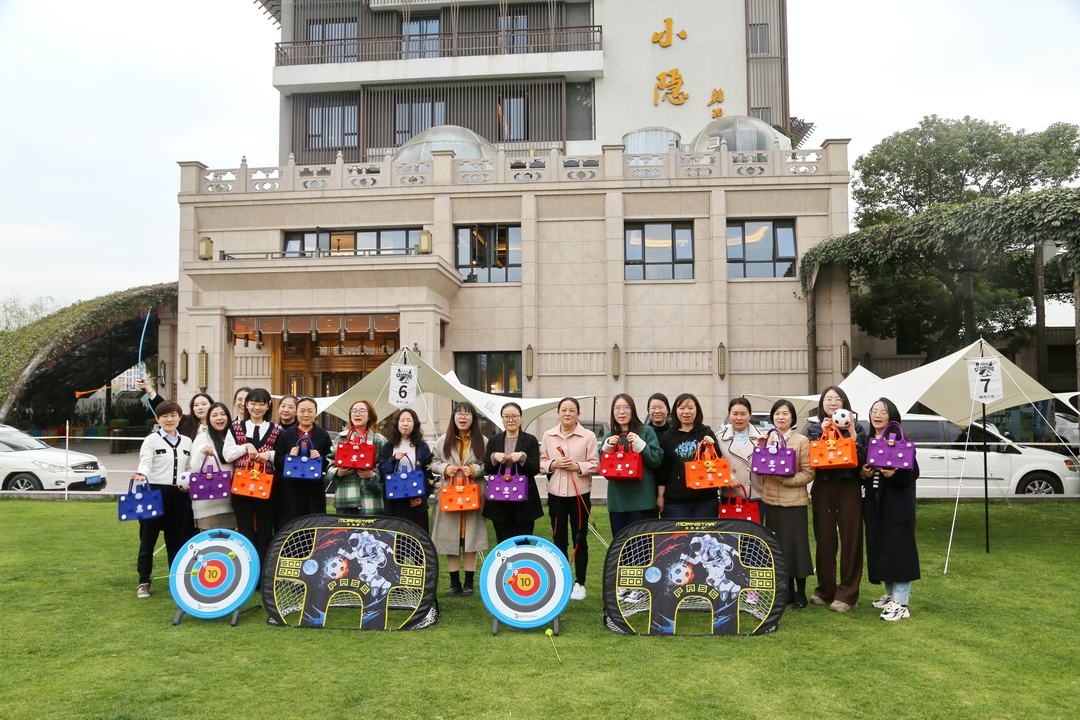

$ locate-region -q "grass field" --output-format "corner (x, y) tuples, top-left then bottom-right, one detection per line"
(1, 497), (1077, 720)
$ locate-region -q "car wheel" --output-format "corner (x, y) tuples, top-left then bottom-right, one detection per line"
(7, 473), (43, 491)
(1016, 472), (1062, 495)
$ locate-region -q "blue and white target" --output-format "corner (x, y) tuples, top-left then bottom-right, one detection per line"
(169, 529), (260, 619)
(480, 536), (571, 629)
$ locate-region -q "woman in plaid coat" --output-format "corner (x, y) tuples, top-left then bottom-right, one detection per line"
(329, 400), (387, 515)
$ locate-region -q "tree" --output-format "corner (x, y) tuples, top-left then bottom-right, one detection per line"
(0, 293), (67, 333)
(801, 188), (1080, 362)
(852, 115), (1080, 228)
(839, 117), (1080, 361)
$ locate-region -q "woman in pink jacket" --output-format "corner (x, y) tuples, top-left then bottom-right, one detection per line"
(540, 397), (599, 601)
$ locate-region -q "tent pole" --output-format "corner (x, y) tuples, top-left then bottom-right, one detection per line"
(979, 340), (989, 554)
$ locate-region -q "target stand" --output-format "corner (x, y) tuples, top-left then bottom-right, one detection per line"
(480, 536), (572, 636)
(169, 529), (261, 627)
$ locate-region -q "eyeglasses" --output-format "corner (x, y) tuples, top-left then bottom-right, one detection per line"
(454, 410), (473, 417)
(613, 405), (631, 412)
(350, 408), (367, 414)
(869, 410), (890, 417)
(501, 414), (521, 421)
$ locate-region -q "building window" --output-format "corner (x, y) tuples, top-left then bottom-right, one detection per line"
(396, 99), (446, 144)
(498, 14), (529, 53)
(498, 95), (526, 141)
(749, 23), (768, 55)
(307, 103), (359, 149)
(456, 224), (522, 282)
(726, 220), (797, 278)
(402, 14), (440, 58)
(624, 222), (694, 280)
(308, 19), (358, 63)
(284, 228), (421, 257)
(750, 107), (772, 126)
(455, 352), (522, 397)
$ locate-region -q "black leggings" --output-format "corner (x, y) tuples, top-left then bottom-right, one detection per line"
(548, 493), (590, 585)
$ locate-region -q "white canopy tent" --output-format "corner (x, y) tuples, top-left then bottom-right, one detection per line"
(282, 348), (590, 435)
(750, 340), (1060, 428)
(748, 364), (882, 421)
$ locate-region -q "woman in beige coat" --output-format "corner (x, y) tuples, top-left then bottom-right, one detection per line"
(717, 397), (763, 517)
(429, 402), (487, 596)
(756, 399), (815, 608)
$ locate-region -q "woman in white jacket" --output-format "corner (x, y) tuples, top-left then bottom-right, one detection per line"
(190, 402), (237, 531)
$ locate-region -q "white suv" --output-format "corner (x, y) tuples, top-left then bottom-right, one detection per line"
(857, 414), (1078, 498)
(0, 425), (108, 491)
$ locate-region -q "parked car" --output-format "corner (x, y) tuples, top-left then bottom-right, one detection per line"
(0, 425), (108, 491)
(853, 414), (1078, 497)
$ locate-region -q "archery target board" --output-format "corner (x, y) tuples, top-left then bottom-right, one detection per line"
(169, 529), (260, 619)
(602, 518), (787, 636)
(480, 536), (572, 629)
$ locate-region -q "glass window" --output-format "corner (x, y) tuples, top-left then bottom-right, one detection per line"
(624, 222), (694, 280)
(402, 14), (440, 59)
(455, 224), (523, 283)
(726, 220), (797, 278)
(308, 19), (358, 63)
(307, 104), (358, 149)
(283, 228), (419, 257)
(455, 352), (523, 398)
(498, 14), (529, 53)
(749, 23), (769, 55)
(498, 96), (526, 141)
(395, 99), (446, 145)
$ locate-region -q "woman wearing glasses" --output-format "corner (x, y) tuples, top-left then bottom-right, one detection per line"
(328, 400), (386, 516)
(483, 402), (543, 543)
(600, 394), (663, 538)
(430, 402), (488, 596)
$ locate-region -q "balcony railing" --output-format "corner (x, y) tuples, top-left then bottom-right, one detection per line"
(276, 25), (602, 66)
(219, 247), (419, 261)
(189, 142), (841, 196)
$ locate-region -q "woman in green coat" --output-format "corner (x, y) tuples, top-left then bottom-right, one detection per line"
(600, 394), (664, 539)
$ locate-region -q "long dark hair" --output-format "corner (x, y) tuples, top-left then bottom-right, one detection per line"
(868, 397), (902, 438)
(178, 393), (213, 440)
(387, 408), (425, 447)
(443, 402), (486, 459)
(609, 394), (642, 434)
(204, 402), (233, 460)
(816, 385), (852, 421)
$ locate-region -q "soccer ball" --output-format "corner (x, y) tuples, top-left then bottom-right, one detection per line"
(325, 557), (349, 580)
(667, 562), (694, 586)
(831, 408), (853, 427)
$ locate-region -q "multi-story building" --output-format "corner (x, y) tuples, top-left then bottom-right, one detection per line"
(168, 0), (852, 428)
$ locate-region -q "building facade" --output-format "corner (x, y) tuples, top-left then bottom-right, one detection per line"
(170, 0), (852, 428)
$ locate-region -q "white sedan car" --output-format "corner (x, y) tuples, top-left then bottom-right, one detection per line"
(856, 414), (1079, 497)
(0, 425), (108, 491)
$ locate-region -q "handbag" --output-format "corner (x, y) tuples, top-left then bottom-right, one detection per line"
(439, 468), (481, 512)
(684, 441), (731, 489)
(868, 421), (916, 469)
(231, 459), (273, 499)
(809, 420), (859, 469)
(487, 463), (529, 502)
(384, 455), (427, 500)
(335, 429), (376, 470)
(283, 436), (323, 481)
(189, 454), (232, 501)
(599, 434), (643, 481)
(118, 479), (164, 521)
(751, 428), (797, 477)
(717, 484), (761, 523)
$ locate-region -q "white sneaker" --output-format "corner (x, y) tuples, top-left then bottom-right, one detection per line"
(570, 583), (587, 600)
(872, 594), (893, 609)
(136, 583), (151, 598)
(880, 601), (910, 621)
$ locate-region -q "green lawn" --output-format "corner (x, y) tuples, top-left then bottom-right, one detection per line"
(1, 498), (1077, 720)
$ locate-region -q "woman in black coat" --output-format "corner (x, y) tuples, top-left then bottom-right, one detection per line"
(482, 402), (543, 542)
(860, 397), (920, 622)
(273, 397), (332, 530)
(377, 408), (434, 532)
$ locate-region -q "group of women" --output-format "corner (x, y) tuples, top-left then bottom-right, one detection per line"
(130, 384), (919, 622)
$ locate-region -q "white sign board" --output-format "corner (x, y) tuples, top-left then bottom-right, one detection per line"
(968, 357), (1004, 403)
(389, 364), (418, 409)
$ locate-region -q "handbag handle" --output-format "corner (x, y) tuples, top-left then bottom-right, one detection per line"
(762, 427), (788, 449)
(394, 454), (416, 474)
(294, 435), (312, 451)
(347, 427), (369, 444)
(496, 463), (522, 477)
(694, 439), (719, 462)
(197, 453), (220, 474)
(880, 421), (907, 443)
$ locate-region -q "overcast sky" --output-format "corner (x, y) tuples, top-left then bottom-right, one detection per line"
(1, 0), (1078, 309)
